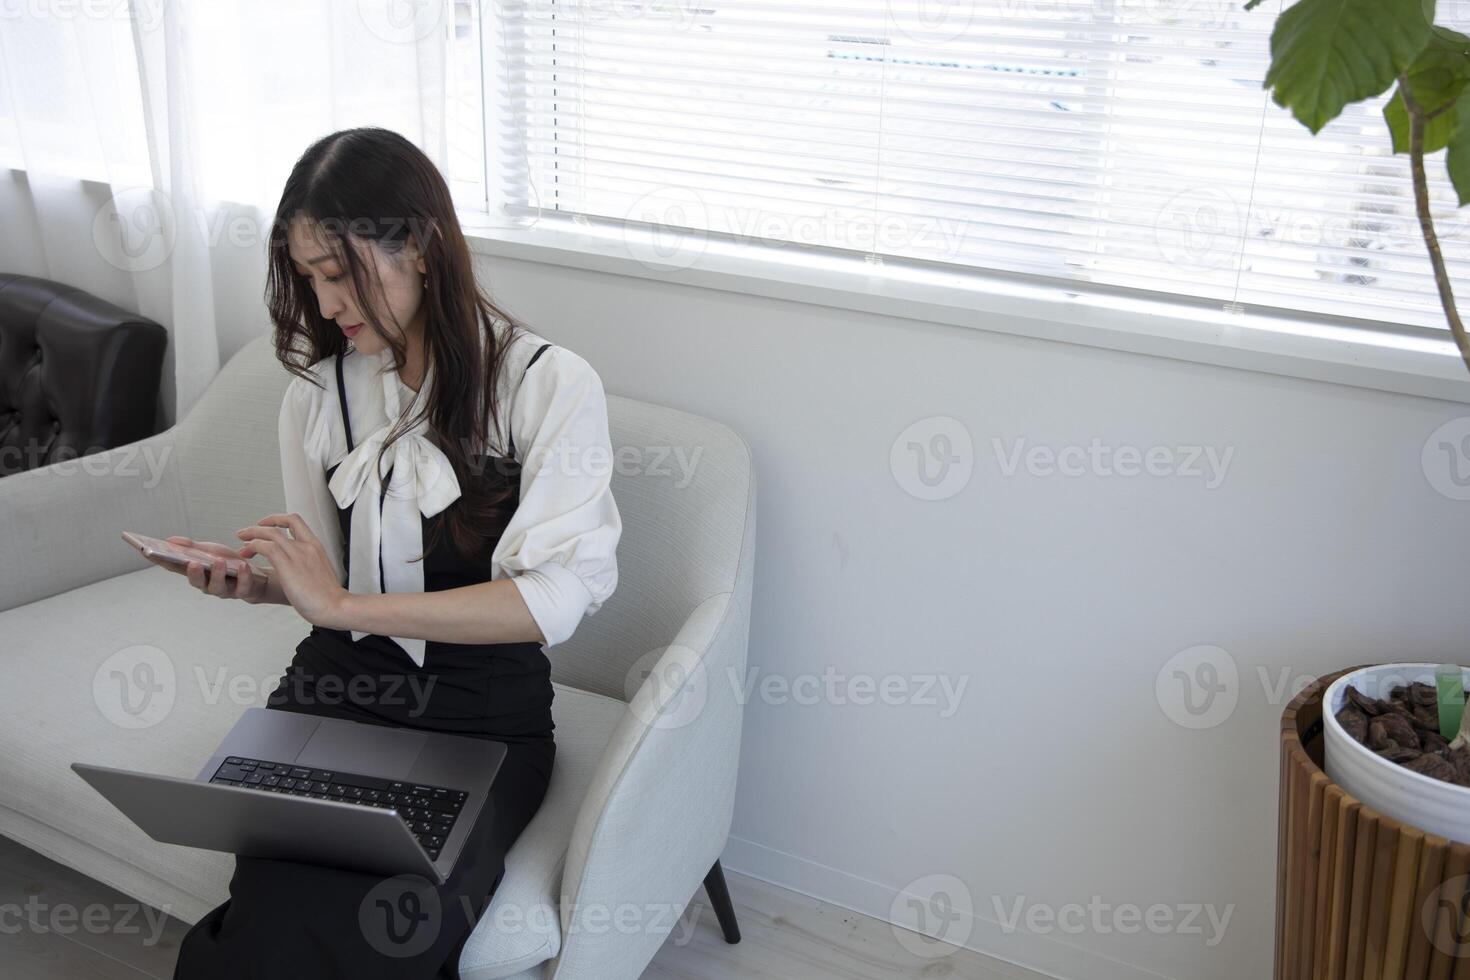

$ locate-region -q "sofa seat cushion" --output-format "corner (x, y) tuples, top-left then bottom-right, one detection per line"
(0, 564), (628, 979)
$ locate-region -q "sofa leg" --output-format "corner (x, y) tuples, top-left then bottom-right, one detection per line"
(703, 859), (741, 944)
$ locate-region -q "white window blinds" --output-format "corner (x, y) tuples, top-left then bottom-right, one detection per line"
(486, 0), (1470, 334)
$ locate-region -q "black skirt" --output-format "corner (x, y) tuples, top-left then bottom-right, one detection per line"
(172, 626), (556, 980)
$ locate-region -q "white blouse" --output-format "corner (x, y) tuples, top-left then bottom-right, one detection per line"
(276, 322), (622, 668)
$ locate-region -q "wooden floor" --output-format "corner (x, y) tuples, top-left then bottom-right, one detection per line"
(0, 833), (1052, 980)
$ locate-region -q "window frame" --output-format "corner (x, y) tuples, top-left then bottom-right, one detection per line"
(470, 3), (1470, 403)
(455, 204), (1470, 404)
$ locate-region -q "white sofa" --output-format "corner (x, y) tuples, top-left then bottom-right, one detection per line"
(0, 334), (758, 979)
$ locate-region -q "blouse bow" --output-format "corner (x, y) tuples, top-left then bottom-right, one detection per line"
(326, 352), (461, 668)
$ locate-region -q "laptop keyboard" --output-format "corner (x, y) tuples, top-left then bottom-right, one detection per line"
(208, 756), (467, 861)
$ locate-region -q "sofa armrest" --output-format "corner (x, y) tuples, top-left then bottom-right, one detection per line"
(0, 430), (186, 613)
(0, 274), (169, 476)
(546, 585), (752, 980)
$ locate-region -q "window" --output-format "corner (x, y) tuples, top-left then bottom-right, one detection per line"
(482, 0), (1470, 335)
(0, 10), (149, 181)
(6, 1), (1462, 341)
(0, 1), (492, 211)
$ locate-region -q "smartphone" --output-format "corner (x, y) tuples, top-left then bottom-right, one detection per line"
(121, 531), (265, 581)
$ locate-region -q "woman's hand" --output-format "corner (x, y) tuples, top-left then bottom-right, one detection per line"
(236, 514), (349, 628)
(160, 536), (272, 604)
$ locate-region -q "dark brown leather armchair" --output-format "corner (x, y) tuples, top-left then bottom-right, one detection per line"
(0, 274), (167, 477)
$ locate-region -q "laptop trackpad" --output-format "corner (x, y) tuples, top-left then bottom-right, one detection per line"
(295, 722), (428, 777)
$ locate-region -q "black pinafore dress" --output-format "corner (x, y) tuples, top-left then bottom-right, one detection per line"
(173, 344), (558, 980)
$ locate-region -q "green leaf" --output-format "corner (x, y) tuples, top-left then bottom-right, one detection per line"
(1386, 86), (1465, 154)
(1383, 27), (1470, 153)
(1263, 0), (1435, 133)
(1445, 93), (1470, 204)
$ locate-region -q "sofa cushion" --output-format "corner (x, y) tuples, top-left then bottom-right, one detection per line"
(0, 564), (628, 979)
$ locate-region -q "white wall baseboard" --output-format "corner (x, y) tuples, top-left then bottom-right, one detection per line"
(721, 835), (1180, 980)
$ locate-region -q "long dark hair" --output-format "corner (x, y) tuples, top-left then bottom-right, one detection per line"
(266, 126), (525, 565)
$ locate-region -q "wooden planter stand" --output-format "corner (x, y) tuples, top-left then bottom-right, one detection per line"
(1278, 666), (1470, 978)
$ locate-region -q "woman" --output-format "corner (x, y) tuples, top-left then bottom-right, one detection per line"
(160, 127), (621, 978)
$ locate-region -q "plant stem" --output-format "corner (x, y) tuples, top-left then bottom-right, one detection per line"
(1400, 76), (1470, 374)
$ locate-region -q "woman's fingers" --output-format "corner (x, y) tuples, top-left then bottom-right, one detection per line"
(254, 513), (319, 546)
(230, 561), (256, 600)
(234, 562), (266, 603)
(240, 537), (286, 586)
(170, 523), (301, 599)
(238, 525), (291, 547)
(181, 553), (264, 600)
(185, 559), (207, 592)
(237, 527), (287, 567)
(204, 556), (229, 597)
(183, 555), (229, 597)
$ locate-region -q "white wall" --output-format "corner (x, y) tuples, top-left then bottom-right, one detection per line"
(437, 251), (1470, 980)
(22, 191), (1467, 974)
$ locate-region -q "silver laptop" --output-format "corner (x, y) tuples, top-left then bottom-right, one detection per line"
(71, 707), (507, 886)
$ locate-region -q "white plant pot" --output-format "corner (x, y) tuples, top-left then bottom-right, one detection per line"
(1323, 663), (1470, 845)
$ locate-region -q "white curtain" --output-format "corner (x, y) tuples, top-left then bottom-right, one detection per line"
(0, 1), (449, 427)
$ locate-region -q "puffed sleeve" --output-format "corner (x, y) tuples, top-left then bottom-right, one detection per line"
(278, 371), (347, 587)
(494, 345), (622, 648)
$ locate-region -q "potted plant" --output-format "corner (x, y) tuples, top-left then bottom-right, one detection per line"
(1251, 6), (1470, 968)
(1322, 666), (1470, 843)
(1252, 0), (1470, 834)
(1249, 0), (1470, 373)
